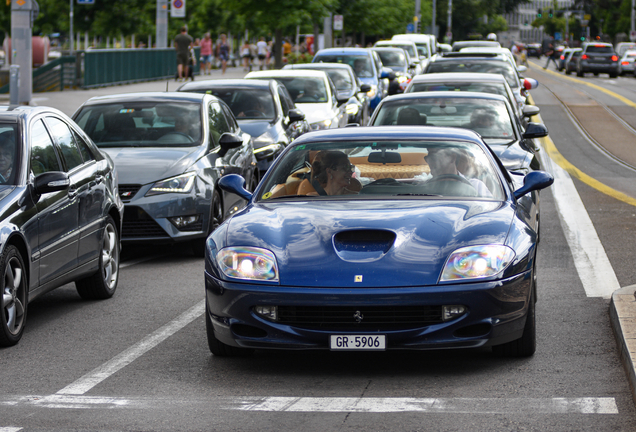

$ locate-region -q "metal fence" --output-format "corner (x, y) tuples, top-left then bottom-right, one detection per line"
(0, 47), (200, 93)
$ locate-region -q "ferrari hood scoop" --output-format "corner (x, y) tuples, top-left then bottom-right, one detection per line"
(333, 230), (396, 262)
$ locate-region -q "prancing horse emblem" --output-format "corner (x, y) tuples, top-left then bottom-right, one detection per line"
(353, 310), (364, 323)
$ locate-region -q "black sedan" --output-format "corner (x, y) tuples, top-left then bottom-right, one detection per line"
(72, 92), (258, 256)
(178, 79), (309, 175)
(283, 63), (371, 126)
(0, 105), (124, 347)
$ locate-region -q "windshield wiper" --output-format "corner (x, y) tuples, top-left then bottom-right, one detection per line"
(396, 193), (442, 197)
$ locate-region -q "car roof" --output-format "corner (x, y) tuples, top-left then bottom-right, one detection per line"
(290, 125), (485, 146)
(435, 52), (507, 61)
(381, 90), (508, 103)
(178, 79), (273, 91)
(410, 72), (507, 83)
(283, 62), (354, 71)
(375, 40), (416, 46)
(79, 91), (210, 106)
(314, 48), (371, 56)
(246, 69), (328, 79)
(0, 105), (64, 123)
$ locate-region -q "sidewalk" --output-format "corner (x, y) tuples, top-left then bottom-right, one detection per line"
(1, 66), (250, 116)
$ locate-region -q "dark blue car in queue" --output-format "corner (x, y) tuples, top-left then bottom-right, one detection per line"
(0, 105), (124, 347)
(204, 127), (553, 358)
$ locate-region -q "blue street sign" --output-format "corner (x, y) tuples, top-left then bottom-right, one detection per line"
(554, 32), (562, 40)
(406, 23), (415, 33)
(77, 0), (95, 4)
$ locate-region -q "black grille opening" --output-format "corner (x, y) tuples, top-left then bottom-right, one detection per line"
(334, 230), (396, 253)
(122, 206), (168, 238)
(453, 323), (491, 338)
(232, 324), (268, 338)
(277, 305), (443, 330)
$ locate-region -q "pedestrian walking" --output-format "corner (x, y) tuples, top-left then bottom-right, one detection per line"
(217, 34), (230, 74)
(174, 26), (193, 81)
(543, 42), (559, 69)
(256, 37), (268, 70)
(241, 40), (251, 71)
(199, 32), (213, 75)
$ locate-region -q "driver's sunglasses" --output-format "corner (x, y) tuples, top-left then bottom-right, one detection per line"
(337, 163), (355, 173)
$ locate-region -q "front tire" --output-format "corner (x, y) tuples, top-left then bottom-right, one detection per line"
(76, 216), (120, 300)
(492, 284), (536, 357)
(0, 245), (27, 347)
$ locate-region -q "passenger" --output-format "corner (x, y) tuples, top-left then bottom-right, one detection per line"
(0, 131), (15, 184)
(299, 80), (323, 102)
(353, 58), (372, 77)
(397, 107), (425, 125)
(299, 150), (361, 195)
(424, 147), (491, 197)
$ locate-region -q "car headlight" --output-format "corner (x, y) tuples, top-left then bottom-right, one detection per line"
(396, 75), (408, 84)
(146, 172), (196, 196)
(367, 85), (378, 99)
(346, 103), (360, 115)
(217, 247), (279, 282)
(440, 245), (515, 282)
(310, 119), (332, 131)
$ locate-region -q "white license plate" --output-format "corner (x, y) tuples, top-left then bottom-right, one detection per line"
(330, 335), (386, 350)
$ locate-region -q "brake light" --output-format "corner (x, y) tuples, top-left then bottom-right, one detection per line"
(622, 61), (629, 65)
(612, 55), (618, 61)
(594, 44), (605, 47)
(581, 54), (588, 60)
(560, 55), (565, 60)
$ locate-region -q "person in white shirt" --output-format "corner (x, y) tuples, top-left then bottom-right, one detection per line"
(256, 37), (268, 70)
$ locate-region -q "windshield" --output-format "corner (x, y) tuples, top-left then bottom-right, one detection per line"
(259, 140), (503, 200)
(267, 77), (329, 104)
(324, 69), (354, 91)
(0, 124), (18, 185)
(377, 43), (416, 58)
(586, 45), (614, 54)
(314, 55), (375, 78)
(183, 88), (275, 120)
(74, 102), (203, 147)
(416, 44), (429, 57)
(427, 60), (519, 88)
(376, 50), (406, 67)
(372, 97), (515, 140)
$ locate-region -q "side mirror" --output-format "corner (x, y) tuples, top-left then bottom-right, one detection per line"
(218, 174), (253, 201)
(514, 171), (554, 199)
(288, 108), (305, 123)
(522, 122), (548, 139)
(336, 94), (350, 105)
(522, 105), (541, 118)
(218, 132), (243, 157)
(359, 84), (371, 93)
(523, 77), (539, 90)
(34, 171), (70, 195)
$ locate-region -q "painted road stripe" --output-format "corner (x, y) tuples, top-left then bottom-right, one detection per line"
(539, 134), (621, 299)
(55, 301), (205, 395)
(0, 428), (23, 432)
(0, 395), (619, 414)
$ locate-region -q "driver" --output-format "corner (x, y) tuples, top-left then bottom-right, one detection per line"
(353, 58), (372, 77)
(299, 79), (322, 102)
(237, 98), (266, 117)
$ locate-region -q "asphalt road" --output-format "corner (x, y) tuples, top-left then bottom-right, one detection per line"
(1, 64), (636, 431)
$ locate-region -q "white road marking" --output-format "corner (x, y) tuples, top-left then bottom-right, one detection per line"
(0, 428), (23, 432)
(55, 301), (205, 395)
(539, 131), (621, 298)
(0, 395), (619, 414)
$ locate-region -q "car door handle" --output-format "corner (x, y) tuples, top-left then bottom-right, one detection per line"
(68, 189), (78, 199)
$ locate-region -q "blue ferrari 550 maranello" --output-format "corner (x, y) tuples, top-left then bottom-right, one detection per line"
(204, 126), (553, 358)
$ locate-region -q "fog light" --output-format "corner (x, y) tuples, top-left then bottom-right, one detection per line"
(442, 305), (467, 321)
(169, 215), (200, 227)
(255, 305), (278, 321)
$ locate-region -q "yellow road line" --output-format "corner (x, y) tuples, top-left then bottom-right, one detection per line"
(540, 133), (636, 206)
(528, 62), (636, 109)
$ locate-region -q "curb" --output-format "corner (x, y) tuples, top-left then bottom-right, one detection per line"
(610, 284), (636, 407)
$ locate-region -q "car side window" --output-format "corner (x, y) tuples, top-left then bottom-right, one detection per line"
(46, 117), (84, 171)
(31, 119), (62, 175)
(221, 104), (239, 133)
(208, 101), (231, 146)
(72, 130), (95, 163)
